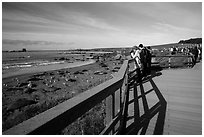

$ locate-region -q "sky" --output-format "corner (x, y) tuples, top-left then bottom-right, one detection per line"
(2, 2), (202, 50)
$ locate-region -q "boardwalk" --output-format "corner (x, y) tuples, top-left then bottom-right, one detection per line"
(127, 61), (202, 135)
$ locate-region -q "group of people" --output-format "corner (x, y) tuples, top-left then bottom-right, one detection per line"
(187, 46), (201, 66)
(171, 45), (201, 66)
(130, 44), (152, 82)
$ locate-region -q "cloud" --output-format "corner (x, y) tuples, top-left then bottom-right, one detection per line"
(2, 2), (202, 50)
(70, 13), (120, 32)
(3, 39), (66, 46)
(152, 22), (201, 36)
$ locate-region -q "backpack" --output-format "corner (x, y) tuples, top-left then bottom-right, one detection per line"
(140, 48), (148, 64)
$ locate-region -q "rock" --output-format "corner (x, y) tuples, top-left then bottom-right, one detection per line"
(7, 98), (37, 111)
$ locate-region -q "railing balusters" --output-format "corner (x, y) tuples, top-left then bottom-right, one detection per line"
(168, 57), (171, 69)
(4, 55), (189, 135)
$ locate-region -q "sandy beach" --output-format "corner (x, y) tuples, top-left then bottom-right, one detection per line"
(2, 56), (123, 132)
(2, 60), (95, 79)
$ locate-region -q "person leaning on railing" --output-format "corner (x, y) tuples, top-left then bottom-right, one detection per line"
(130, 46), (142, 82)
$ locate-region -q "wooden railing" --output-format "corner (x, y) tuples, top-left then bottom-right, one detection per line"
(152, 55), (194, 68)
(3, 60), (130, 135)
(3, 55), (191, 135)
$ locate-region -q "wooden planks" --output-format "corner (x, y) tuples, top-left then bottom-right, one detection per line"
(127, 62), (202, 135)
(151, 62), (202, 135)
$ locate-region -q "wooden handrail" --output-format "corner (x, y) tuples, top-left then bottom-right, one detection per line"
(152, 55), (193, 58)
(3, 60), (129, 135)
(3, 55), (191, 135)
(152, 55), (193, 68)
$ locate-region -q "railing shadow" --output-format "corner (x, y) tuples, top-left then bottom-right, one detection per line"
(124, 70), (167, 135)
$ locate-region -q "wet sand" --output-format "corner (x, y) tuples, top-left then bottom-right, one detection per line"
(3, 60), (95, 79)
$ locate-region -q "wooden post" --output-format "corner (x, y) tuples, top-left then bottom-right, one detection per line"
(168, 57), (171, 69)
(105, 96), (113, 134)
(187, 57), (190, 67)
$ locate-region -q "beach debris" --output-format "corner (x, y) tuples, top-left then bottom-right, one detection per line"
(68, 78), (77, 82)
(7, 98), (37, 112)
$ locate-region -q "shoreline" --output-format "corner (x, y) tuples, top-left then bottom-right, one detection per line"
(2, 57), (123, 132)
(2, 60), (95, 79)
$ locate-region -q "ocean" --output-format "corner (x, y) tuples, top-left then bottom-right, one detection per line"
(2, 50), (95, 78)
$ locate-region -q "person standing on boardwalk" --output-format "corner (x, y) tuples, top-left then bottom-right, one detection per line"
(146, 46), (152, 75)
(191, 46), (199, 65)
(130, 46), (142, 82)
(139, 44), (148, 78)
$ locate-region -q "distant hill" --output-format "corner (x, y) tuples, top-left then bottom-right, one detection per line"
(178, 38), (202, 44)
(150, 43), (179, 49)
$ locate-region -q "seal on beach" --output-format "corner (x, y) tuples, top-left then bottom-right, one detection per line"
(7, 98), (37, 112)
